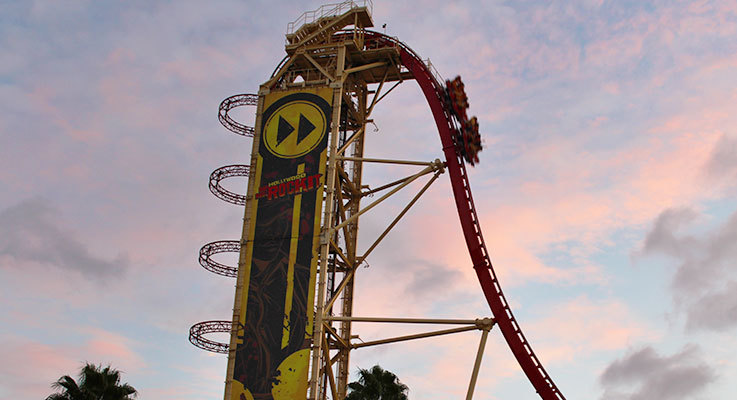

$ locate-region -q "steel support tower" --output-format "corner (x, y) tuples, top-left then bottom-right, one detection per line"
(191, 2), (566, 400)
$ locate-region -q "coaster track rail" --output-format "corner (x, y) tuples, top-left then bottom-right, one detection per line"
(359, 30), (566, 400)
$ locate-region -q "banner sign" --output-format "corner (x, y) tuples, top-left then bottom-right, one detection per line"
(232, 87), (332, 400)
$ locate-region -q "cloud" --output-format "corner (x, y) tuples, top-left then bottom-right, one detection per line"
(469, 128), (719, 287)
(636, 206), (737, 331)
(639, 207), (700, 260)
(527, 296), (657, 364)
(403, 259), (462, 299)
(599, 345), (716, 400)
(0, 328), (145, 400)
(81, 328), (147, 371)
(0, 199), (128, 279)
(685, 281), (737, 332)
(0, 336), (78, 399)
(704, 133), (737, 184)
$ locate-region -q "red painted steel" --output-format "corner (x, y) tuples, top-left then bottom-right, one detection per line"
(363, 31), (566, 400)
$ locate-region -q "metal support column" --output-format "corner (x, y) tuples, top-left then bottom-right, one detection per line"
(309, 44), (346, 400)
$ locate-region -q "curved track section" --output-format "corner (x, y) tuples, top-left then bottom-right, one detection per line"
(199, 240), (240, 278)
(362, 31), (566, 400)
(218, 94), (258, 137)
(209, 164), (250, 206)
(189, 320), (236, 354)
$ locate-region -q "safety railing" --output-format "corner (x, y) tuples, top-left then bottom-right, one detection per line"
(424, 59), (444, 87)
(286, 0), (373, 35)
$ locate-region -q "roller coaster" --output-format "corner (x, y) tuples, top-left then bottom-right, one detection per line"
(190, 2), (566, 399)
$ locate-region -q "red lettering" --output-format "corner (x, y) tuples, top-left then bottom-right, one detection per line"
(295, 177), (306, 193)
(260, 174), (323, 201)
(268, 186), (278, 200)
(307, 174), (321, 190)
(309, 173), (322, 189)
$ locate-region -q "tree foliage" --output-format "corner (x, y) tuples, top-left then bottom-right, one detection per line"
(46, 363), (137, 400)
(345, 365), (409, 400)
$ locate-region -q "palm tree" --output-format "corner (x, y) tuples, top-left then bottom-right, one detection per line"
(345, 365), (409, 400)
(46, 363), (137, 400)
(46, 374), (89, 400)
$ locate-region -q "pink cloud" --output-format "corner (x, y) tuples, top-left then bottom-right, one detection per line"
(0, 328), (144, 400)
(468, 124), (724, 286)
(0, 336), (77, 399)
(419, 333), (516, 398)
(584, 30), (646, 69)
(26, 86), (103, 143)
(82, 328), (146, 371)
(526, 296), (659, 364)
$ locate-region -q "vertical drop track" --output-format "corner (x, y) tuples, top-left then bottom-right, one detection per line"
(361, 31), (566, 400)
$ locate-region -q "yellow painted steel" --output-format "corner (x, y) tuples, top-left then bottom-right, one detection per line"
(282, 163), (306, 349)
(272, 349), (310, 399)
(230, 87), (332, 400)
(240, 154), (263, 322)
(308, 148), (328, 338)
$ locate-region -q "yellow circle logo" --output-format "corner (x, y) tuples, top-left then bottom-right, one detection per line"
(263, 100), (327, 159)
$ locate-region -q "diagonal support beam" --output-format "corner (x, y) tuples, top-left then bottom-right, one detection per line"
(323, 170), (443, 314)
(362, 175), (413, 197)
(263, 56), (297, 89)
(323, 266), (357, 315)
(366, 68), (389, 118)
(344, 61), (387, 75)
(331, 161), (442, 234)
(466, 326), (491, 400)
(359, 170), (442, 262)
(302, 52), (336, 82)
(337, 164), (361, 197)
(322, 336), (339, 400)
(337, 126), (365, 155)
(329, 240), (351, 268)
(324, 322), (349, 350)
(368, 80), (402, 115)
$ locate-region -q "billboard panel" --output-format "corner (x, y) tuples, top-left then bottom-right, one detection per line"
(232, 88), (332, 400)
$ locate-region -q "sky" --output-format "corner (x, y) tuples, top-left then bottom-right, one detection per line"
(1, 0), (737, 399)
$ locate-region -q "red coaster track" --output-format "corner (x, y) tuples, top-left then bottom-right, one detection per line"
(362, 31), (566, 400)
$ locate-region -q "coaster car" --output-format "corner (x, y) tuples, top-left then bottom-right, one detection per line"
(455, 116), (481, 165)
(445, 76), (482, 165)
(446, 76), (469, 120)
